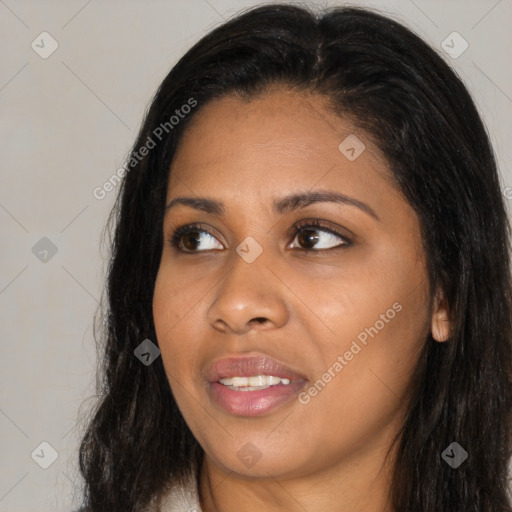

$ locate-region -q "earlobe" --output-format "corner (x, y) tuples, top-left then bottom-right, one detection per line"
(431, 293), (451, 342)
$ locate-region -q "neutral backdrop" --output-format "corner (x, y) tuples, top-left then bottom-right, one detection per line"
(1, 0), (511, 510)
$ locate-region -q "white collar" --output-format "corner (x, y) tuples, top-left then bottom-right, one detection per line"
(149, 471), (202, 512)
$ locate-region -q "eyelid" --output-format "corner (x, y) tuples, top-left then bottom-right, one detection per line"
(168, 222), (226, 252)
(287, 218), (353, 246)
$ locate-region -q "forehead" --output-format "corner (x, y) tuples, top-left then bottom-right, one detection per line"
(167, 88), (392, 205)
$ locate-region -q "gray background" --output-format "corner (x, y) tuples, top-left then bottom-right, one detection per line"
(1, 0), (511, 510)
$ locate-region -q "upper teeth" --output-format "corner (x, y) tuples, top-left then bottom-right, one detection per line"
(219, 375), (291, 386)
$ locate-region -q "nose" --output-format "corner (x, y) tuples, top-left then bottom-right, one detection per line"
(206, 249), (289, 335)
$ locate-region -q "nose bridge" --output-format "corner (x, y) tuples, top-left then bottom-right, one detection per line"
(207, 243), (288, 333)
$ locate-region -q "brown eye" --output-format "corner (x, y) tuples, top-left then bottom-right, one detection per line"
(297, 229), (320, 249)
(170, 225), (224, 252)
(182, 230), (201, 251)
(290, 223), (350, 251)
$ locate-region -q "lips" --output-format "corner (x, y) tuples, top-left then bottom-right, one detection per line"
(203, 353), (309, 416)
(204, 353), (308, 383)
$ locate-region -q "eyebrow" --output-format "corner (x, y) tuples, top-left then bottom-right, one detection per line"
(165, 190), (379, 221)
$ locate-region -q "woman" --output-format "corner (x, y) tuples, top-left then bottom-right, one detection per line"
(77, 4), (512, 511)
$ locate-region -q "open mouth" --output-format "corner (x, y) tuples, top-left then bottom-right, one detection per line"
(208, 375), (307, 416)
(204, 353), (308, 416)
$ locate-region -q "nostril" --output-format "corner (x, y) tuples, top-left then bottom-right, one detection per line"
(251, 317), (267, 324)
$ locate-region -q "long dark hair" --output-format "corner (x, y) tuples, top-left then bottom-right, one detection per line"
(77, 4), (512, 511)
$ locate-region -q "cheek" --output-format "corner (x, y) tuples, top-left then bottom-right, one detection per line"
(153, 269), (203, 380)
(290, 307), (427, 466)
(293, 252), (430, 439)
(153, 271), (216, 445)
(153, 275), (177, 335)
(153, 260), (214, 340)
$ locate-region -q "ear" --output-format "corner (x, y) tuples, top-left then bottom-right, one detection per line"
(431, 290), (451, 342)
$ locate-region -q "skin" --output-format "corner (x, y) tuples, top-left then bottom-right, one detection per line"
(153, 86), (450, 512)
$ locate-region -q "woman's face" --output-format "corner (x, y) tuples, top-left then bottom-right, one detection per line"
(153, 87), (447, 480)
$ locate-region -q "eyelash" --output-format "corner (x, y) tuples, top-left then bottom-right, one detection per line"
(167, 220), (352, 253)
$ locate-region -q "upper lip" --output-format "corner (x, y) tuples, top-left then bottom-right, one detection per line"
(205, 353), (308, 383)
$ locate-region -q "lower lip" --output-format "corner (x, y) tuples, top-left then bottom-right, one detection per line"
(208, 380), (307, 417)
